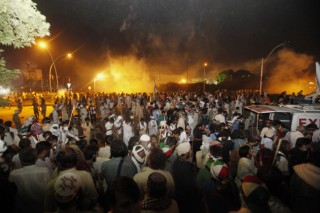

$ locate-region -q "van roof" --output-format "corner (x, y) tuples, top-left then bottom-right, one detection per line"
(244, 104), (320, 113)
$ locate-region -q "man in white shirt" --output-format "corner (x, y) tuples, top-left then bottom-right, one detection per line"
(105, 117), (114, 137)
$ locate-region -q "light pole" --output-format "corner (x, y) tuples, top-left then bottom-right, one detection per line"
(93, 73), (104, 93)
(259, 42), (286, 94)
(39, 42), (72, 92)
(186, 58), (191, 86)
(48, 53), (72, 92)
(38, 42), (57, 92)
(67, 77), (71, 91)
(203, 62), (208, 93)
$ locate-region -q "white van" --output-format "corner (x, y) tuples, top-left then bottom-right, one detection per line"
(243, 104), (320, 131)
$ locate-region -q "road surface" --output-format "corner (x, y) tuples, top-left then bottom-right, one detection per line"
(0, 105), (54, 124)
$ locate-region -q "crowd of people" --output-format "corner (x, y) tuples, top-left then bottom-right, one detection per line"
(0, 91), (319, 213)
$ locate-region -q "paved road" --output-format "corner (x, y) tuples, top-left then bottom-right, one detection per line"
(0, 105), (54, 123)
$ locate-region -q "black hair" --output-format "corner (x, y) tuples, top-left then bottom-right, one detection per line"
(147, 148), (166, 170)
(83, 145), (98, 161)
(35, 141), (52, 155)
(19, 147), (37, 166)
(309, 142), (320, 167)
(4, 121), (12, 127)
(56, 147), (77, 170)
(42, 131), (52, 139)
(47, 134), (58, 143)
(106, 176), (140, 212)
(166, 136), (177, 147)
(128, 136), (139, 151)
(239, 145), (250, 158)
(295, 137), (310, 148)
(110, 139), (128, 158)
(18, 138), (31, 149)
(76, 139), (87, 151)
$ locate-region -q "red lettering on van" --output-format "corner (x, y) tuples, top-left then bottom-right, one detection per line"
(299, 118), (318, 126)
(299, 118), (307, 126)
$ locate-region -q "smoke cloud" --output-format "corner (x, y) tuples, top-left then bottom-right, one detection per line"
(264, 49), (315, 94)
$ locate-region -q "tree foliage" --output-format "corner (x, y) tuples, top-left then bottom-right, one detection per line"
(0, 0), (50, 48)
(0, 50), (20, 86)
(0, 0), (50, 86)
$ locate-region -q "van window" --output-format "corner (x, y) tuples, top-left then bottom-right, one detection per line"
(273, 112), (292, 129)
(258, 113), (270, 130)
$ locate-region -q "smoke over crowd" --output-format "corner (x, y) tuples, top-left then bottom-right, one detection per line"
(5, 0), (318, 93)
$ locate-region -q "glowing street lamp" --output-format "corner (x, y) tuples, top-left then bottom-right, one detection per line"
(48, 53), (72, 92)
(38, 41), (72, 92)
(38, 42), (58, 92)
(67, 77), (71, 90)
(203, 62), (208, 93)
(94, 73), (104, 93)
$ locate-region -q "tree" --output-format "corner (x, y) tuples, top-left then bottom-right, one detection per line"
(0, 0), (50, 84)
(0, 50), (19, 86)
(0, 0), (50, 48)
(216, 70), (234, 84)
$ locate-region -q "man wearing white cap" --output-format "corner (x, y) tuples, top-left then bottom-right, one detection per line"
(172, 142), (198, 212)
(148, 116), (158, 136)
(113, 115), (123, 140)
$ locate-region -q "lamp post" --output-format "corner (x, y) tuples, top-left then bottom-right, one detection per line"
(93, 73), (104, 93)
(259, 42), (286, 95)
(67, 77), (71, 91)
(48, 53), (72, 92)
(39, 42), (72, 92)
(203, 62), (208, 93)
(39, 42), (57, 92)
(186, 58), (191, 87)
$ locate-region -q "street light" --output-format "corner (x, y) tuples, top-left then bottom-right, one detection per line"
(67, 77), (71, 90)
(259, 42), (286, 94)
(48, 53), (72, 92)
(203, 62), (208, 93)
(93, 73), (104, 93)
(38, 42), (57, 92)
(38, 41), (72, 92)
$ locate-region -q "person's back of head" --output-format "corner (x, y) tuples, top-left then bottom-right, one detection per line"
(128, 136), (139, 152)
(106, 176), (141, 213)
(18, 138), (31, 149)
(147, 148), (166, 170)
(205, 180), (241, 213)
(147, 172), (167, 198)
(36, 141), (52, 157)
(110, 139), (128, 158)
(89, 139), (98, 146)
(19, 147), (37, 166)
(105, 135), (113, 146)
(4, 121), (12, 128)
(56, 147), (77, 170)
(43, 131), (52, 140)
(239, 145), (250, 158)
(166, 136), (177, 147)
(296, 125), (305, 133)
(83, 144), (98, 161)
(309, 142), (320, 167)
(257, 165), (284, 199)
(295, 137), (310, 149)
(210, 144), (223, 159)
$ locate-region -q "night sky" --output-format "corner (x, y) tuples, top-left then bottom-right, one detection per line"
(3, 0), (320, 92)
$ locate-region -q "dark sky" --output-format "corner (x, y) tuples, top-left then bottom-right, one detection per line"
(3, 0), (320, 91)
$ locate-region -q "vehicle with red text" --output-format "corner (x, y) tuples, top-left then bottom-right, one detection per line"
(243, 104), (320, 131)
